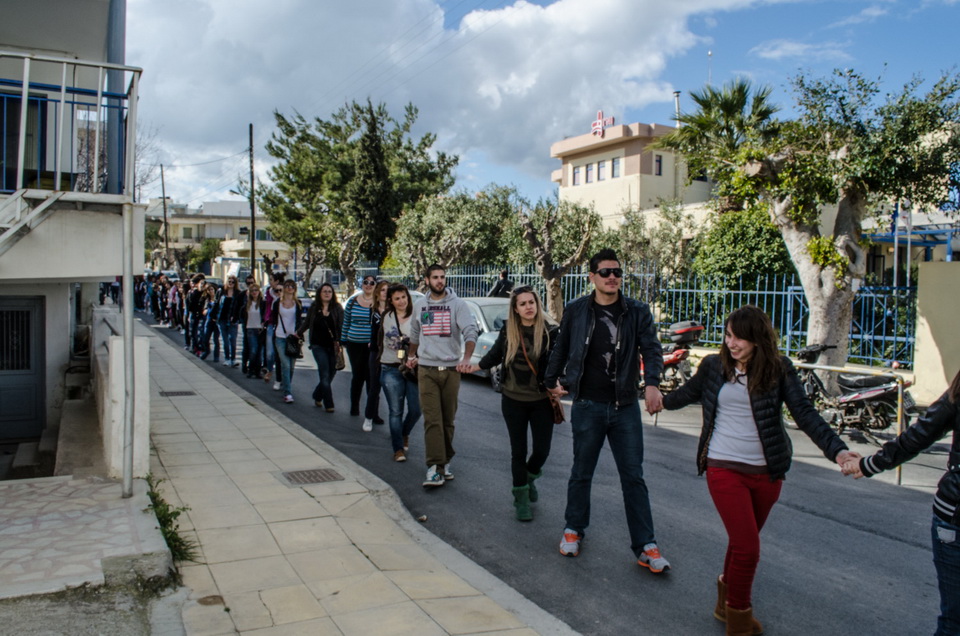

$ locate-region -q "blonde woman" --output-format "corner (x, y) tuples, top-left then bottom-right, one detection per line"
(466, 286), (558, 521)
(240, 283), (265, 379)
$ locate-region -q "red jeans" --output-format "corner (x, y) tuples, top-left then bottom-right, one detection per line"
(706, 466), (783, 610)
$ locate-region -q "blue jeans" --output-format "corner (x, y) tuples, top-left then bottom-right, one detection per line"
(199, 316), (220, 360)
(245, 328), (262, 376)
(264, 325), (279, 377)
(219, 321), (238, 363)
(933, 515), (960, 635)
(311, 345), (337, 407)
(381, 365), (421, 453)
(564, 399), (656, 557)
(275, 336), (295, 396)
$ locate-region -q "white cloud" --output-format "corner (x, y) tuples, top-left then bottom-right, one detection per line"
(829, 4), (889, 28)
(749, 39), (853, 62)
(127, 0), (761, 202)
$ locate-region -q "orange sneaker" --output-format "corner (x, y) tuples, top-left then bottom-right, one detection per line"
(637, 543), (670, 573)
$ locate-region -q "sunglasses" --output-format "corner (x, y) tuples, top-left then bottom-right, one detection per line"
(511, 285), (534, 296)
(594, 267), (623, 278)
(362, 280), (376, 286)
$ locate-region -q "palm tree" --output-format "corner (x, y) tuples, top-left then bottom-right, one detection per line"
(654, 78), (780, 212)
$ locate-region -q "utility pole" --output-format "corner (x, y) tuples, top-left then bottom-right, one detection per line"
(160, 164), (169, 269)
(249, 124), (256, 281)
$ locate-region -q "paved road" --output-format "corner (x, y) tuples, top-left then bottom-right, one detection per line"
(150, 320), (942, 635)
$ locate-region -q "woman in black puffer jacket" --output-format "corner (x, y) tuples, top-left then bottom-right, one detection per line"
(844, 368), (960, 636)
(662, 305), (857, 636)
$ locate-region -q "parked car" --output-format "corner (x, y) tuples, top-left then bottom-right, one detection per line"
(461, 296), (558, 392)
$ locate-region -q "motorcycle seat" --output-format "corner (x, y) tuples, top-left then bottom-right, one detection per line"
(837, 373), (891, 389)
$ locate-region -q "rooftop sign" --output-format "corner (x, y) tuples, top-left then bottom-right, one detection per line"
(591, 110), (615, 137)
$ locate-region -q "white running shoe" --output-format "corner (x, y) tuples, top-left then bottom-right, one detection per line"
(273, 381), (281, 391)
(442, 464), (454, 480)
(423, 465), (445, 487)
(362, 418), (373, 432)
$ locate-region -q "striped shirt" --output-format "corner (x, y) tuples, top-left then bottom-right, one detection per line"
(342, 296), (373, 343)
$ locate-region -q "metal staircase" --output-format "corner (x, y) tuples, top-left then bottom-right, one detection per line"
(0, 189), (66, 258)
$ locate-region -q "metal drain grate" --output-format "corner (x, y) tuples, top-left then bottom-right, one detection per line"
(159, 391), (197, 397)
(282, 468), (344, 485)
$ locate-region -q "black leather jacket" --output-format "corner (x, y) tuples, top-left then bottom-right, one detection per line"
(544, 292), (663, 407)
(860, 391), (960, 524)
(663, 355), (848, 480)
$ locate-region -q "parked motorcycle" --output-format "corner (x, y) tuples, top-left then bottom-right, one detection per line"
(795, 343), (917, 435)
(641, 320), (705, 393)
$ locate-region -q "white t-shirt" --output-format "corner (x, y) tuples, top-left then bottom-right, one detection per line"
(276, 304), (297, 338)
(245, 304), (261, 330)
(707, 374), (766, 466)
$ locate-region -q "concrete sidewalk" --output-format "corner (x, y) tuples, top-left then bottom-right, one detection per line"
(148, 323), (571, 635)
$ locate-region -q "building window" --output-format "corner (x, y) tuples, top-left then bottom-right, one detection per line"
(586, 164), (594, 183)
(182, 227), (192, 240)
(612, 157), (620, 178)
(598, 160), (606, 181)
(572, 166), (581, 186)
(255, 229), (273, 241)
(655, 154), (663, 176)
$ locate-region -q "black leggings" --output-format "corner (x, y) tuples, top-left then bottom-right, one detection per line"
(501, 394), (555, 487)
(344, 342), (371, 414)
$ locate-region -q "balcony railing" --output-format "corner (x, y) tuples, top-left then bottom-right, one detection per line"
(0, 51), (141, 197)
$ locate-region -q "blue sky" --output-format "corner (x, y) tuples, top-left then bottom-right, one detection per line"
(128, 0), (959, 206)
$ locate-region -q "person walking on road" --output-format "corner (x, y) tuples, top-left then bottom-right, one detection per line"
(269, 279), (303, 404)
(342, 275), (377, 418)
(302, 283), (343, 412)
(198, 283), (221, 361)
(466, 286), (557, 521)
(406, 264), (478, 487)
(363, 281), (390, 431)
(240, 274), (257, 374)
(262, 273), (285, 388)
(544, 249), (669, 572)
(240, 283), (265, 379)
(217, 275), (242, 367)
(842, 367), (960, 636)
(662, 305), (859, 636)
(379, 284), (421, 462)
(487, 269), (514, 298)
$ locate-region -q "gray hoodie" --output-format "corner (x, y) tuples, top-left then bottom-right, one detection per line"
(409, 287), (478, 366)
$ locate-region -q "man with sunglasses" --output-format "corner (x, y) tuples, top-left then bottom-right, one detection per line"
(545, 248), (669, 574)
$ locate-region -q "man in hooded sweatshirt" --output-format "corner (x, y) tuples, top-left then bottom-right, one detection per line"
(406, 264), (478, 487)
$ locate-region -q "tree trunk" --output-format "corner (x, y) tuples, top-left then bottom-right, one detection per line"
(544, 277), (564, 321)
(770, 189), (867, 390)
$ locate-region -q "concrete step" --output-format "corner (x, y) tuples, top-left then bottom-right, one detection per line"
(55, 397), (105, 478)
(10, 442), (39, 479)
(38, 423), (60, 455)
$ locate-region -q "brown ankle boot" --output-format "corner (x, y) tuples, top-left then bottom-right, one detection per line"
(714, 575), (727, 621)
(725, 604), (764, 636)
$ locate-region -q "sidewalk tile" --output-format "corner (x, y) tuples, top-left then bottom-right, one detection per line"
(181, 601), (236, 636)
(187, 502), (263, 531)
(196, 525), (281, 563)
(386, 570), (481, 599)
(241, 617), (341, 635)
(180, 564), (220, 599)
(254, 498), (329, 524)
(331, 601), (445, 636)
(417, 596), (525, 634)
(318, 571), (408, 616)
(269, 517), (352, 554)
(209, 555), (301, 594)
(162, 452), (216, 467)
(359, 543), (445, 572)
(220, 459), (281, 478)
(260, 584), (327, 624)
(221, 590), (274, 631)
(289, 547), (376, 589)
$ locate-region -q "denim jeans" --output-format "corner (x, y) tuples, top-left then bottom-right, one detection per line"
(933, 515), (960, 636)
(199, 316), (220, 360)
(564, 399), (656, 557)
(245, 328), (262, 376)
(264, 325), (278, 376)
(311, 345), (337, 407)
(189, 313), (202, 350)
(219, 321), (238, 363)
(275, 336), (295, 396)
(381, 365), (421, 453)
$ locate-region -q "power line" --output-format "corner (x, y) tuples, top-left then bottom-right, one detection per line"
(162, 148), (249, 169)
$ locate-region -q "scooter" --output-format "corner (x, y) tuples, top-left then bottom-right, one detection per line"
(795, 343), (917, 435)
(641, 320), (705, 393)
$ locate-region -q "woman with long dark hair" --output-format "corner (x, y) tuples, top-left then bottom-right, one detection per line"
(662, 305), (859, 636)
(240, 283), (265, 379)
(302, 283), (343, 412)
(341, 275), (377, 417)
(217, 275), (242, 367)
(363, 280), (390, 431)
(378, 284), (421, 461)
(843, 368), (960, 635)
(466, 286), (558, 521)
(269, 279), (303, 404)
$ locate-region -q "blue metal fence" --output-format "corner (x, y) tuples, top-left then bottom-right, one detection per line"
(350, 263), (916, 367)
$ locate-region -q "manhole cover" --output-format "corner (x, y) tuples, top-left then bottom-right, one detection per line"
(282, 468), (344, 485)
(159, 391), (196, 397)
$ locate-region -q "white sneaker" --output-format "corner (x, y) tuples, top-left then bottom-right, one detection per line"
(423, 465), (445, 487)
(221, 360), (230, 367)
(273, 381), (281, 391)
(362, 418), (373, 432)
(442, 464), (454, 480)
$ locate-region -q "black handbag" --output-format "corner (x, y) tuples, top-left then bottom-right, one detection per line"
(284, 334), (304, 359)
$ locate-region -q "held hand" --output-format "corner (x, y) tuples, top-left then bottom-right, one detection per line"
(836, 451), (863, 477)
(455, 358), (473, 374)
(644, 386), (664, 415)
(405, 356), (418, 369)
(547, 384), (568, 398)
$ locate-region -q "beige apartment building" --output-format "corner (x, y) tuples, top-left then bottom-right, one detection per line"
(550, 114), (712, 228)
